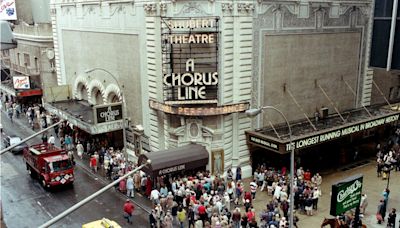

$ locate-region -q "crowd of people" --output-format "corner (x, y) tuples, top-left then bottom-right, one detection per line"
(374, 127), (400, 228)
(134, 164), (325, 228)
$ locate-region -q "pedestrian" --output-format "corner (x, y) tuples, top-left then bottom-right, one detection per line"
(312, 187), (321, 210)
(15, 103), (21, 118)
(76, 141), (84, 159)
(232, 207), (241, 228)
(126, 175), (134, 198)
(90, 155), (97, 173)
(360, 193), (368, 215)
(149, 209), (157, 228)
(188, 205), (195, 228)
(163, 211), (173, 228)
(119, 178), (127, 194)
(377, 199), (386, 224)
(150, 188), (160, 205)
(64, 134), (72, 150)
(250, 180), (257, 199)
(241, 214), (248, 228)
(388, 208), (397, 228)
(47, 134), (55, 147)
(7, 107), (13, 123)
(86, 141), (91, 155)
(383, 188), (390, 208)
(305, 196), (313, 216)
(377, 158), (384, 177)
(54, 124), (59, 137)
(41, 134), (48, 144)
(236, 165), (242, 181)
(177, 207), (187, 228)
(123, 199), (135, 224)
(68, 150), (75, 165)
(249, 216), (258, 228)
(146, 176), (152, 197)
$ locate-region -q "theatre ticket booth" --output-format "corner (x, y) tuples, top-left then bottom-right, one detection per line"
(246, 106), (400, 172)
(138, 144), (209, 178)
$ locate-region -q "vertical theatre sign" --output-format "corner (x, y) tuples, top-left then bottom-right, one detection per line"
(95, 103), (123, 124)
(162, 17), (219, 104)
(330, 174), (363, 216)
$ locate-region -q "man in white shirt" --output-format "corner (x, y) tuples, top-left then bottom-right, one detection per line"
(48, 135), (55, 148)
(150, 188), (160, 206)
(274, 183), (282, 201)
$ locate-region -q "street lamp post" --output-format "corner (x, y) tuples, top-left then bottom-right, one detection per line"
(246, 106), (295, 228)
(85, 68), (128, 157)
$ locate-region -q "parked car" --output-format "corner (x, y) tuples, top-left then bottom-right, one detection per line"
(3, 135), (28, 154)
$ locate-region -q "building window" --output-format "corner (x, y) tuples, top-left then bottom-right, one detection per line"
(24, 53), (30, 66)
(34, 57), (39, 70)
(17, 53), (21, 65)
(2, 50), (9, 57)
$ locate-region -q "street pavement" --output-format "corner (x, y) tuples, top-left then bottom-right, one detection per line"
(0, 111), (149, 228)
(2, 109), (400, 228)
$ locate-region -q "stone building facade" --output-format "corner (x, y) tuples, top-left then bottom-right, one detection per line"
(49, 0), (373, 178)
(1, 0), (57, 104)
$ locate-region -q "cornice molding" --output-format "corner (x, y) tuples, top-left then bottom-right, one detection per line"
(14, 33), (53, 43)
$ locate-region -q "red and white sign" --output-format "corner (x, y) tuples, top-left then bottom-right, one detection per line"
(0, 0), (17, 20)
(13, 76), (30, 89)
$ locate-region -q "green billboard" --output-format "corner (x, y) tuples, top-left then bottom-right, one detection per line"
(330, 174), (363, 216)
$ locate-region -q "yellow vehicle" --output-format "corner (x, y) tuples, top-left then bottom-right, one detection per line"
(82, 218), (121, 228)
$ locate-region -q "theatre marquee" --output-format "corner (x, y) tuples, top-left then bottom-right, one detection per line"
(246, 112), (400, 153)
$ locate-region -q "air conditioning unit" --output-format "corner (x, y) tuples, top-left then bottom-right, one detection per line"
(320, 107), (329, 119)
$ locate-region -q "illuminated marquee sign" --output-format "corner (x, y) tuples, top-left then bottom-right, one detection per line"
(162, 17), (219, 105)
(285, 113), (400, 151)
(163, 59), (218, 101)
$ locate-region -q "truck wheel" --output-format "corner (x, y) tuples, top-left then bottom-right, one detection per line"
(26, 165), (34, 178)
(41, 178), (48, 190)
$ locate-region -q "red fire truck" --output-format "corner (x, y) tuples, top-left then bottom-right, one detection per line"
(23, 143), (74, 189)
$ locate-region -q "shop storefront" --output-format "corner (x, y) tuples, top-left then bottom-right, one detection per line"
(44, 100), (125, 151)
(246, 106), (400, 171)
(1, 75), (43, 106)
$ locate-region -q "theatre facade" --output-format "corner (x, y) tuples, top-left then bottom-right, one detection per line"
(49, 0), (396, 177)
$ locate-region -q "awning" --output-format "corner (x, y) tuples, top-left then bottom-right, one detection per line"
(16, 89), (42, 97)
(138, 144), (209, 177)
(43, 100), (124, 135)
(246, 106), (400, 154)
